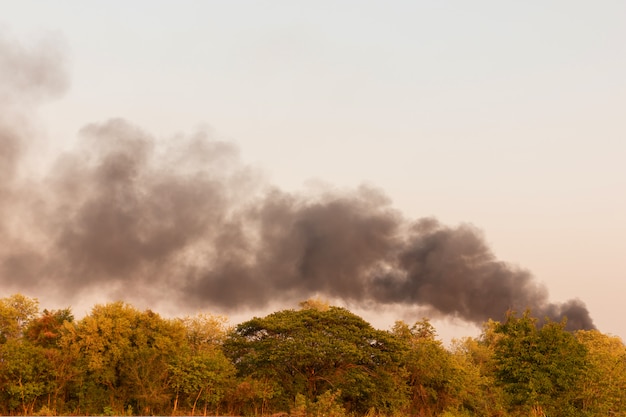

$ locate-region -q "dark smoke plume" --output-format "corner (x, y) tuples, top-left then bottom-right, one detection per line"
(0, 33), (595, 330)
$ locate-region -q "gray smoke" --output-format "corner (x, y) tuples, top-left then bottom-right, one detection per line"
(0, 33), (595, 330)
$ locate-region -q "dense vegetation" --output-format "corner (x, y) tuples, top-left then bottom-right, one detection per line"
(1, 294), (625, 416)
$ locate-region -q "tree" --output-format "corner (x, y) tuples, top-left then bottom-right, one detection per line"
(393, 319), (481, 417)
(168, 345), (236, 415)
(0, 339), (52, 414)
(21, 308), (76, 414)
(60, 302), (188, 415)
(59, 302), (137, 413)
(493, 311), (588, 416)
(26, 308), (74, 348)
(120, 309), (188, 414)
(575, 330), (626, 415)
(168, 312), (236, 415)
(0, 294), (39, 343)
(224, 305), (408, 415)
(181, 312), (230, 348)
(449, 336), (507, 417)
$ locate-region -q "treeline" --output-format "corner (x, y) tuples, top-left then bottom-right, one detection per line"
(1, 294), (625, 416)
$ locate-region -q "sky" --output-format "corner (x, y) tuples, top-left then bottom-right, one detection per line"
(1, 1), (625, 343)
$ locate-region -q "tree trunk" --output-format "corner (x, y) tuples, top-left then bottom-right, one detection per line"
(192, 387), (204, 416)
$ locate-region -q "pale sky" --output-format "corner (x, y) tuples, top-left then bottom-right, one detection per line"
(2, 1), (625, 342)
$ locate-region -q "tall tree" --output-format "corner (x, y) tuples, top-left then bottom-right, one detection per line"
(493, 311), (588, 416)
(0, 339), (51, 414)
(575, 330), (626, 415)
(60, 302), (187, 414)
(449, 335), (507, 417)
(60, 302), (137, 413)
(393, 319), (493, 417)
(168, 345), (236, 415)
(224, 304), (408, 415)
(0, 294), (39, 343)
(22, 308), (76, 414)
(169, 312), (236, 415)
(121, 309), (188, 414)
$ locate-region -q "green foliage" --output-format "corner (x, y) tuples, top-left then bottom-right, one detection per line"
(0, 339), (51, 414)
(224, 306), (408, 415)
(493, 310), (588, 416)
(2, 294), (626, 417)
(292, 390), (347, 417)
(168, 345), (236, 414)
(60, 302), (189, 414)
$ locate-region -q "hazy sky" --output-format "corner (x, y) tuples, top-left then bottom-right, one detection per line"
(2, 1), (625, 342)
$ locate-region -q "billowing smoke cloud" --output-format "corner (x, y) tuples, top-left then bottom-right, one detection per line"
(0, 33), (594, 330)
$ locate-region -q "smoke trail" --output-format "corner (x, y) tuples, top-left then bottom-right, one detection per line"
(0, 30), (67, 184)
(0, 32), (68, 292)
(0, 32), (595, 330)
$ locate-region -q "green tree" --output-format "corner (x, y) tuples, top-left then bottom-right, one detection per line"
(493, 311), (588, 416)
(168, 345), (236, 415)
(60, 302), (137, 413)
(121, 309), (188, 414)
(166, 311), (237, 415)
(224, 304), (408, 415)
(0, 339), (52, 414)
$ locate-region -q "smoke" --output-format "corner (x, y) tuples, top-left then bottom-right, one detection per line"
(0, 33), (595, 330)
(0, 30), (67, 182)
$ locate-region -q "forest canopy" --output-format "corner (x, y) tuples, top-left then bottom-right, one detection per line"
(0, 293), (624, 417)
